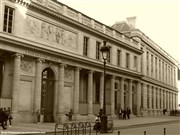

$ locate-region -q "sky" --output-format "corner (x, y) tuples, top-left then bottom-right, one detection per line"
(57, 0), (180, 104)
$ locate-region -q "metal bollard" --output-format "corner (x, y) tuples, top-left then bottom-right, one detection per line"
(144, 131), (146, 135)
(164, 128), (166, 135)
(118, 131), (120, 135)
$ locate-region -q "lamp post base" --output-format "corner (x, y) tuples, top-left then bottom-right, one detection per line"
(100, 114), (108, 133)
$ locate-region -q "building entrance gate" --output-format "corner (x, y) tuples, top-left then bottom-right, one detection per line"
(41, 67), (55, 122)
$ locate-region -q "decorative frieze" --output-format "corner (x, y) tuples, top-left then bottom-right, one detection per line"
(24, 15), (77, 49)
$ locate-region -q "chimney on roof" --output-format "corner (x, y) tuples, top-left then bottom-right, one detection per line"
(126, 16), (136, 28)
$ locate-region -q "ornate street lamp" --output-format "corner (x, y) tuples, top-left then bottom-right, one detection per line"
(100, 41), (110, 133)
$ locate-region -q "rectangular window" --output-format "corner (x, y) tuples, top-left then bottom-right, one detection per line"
(151, 54), (153, 74)
(147, 51), (149, 75)
(159, 60), (161, 81)
(117, 49), (121, 66)
(155, 57), (157, 79)
(96, 41), (100, 60)
(83, 37), (89, 56)
(134, 56), (137, 70)
(107, 47), (111, 63)
(3, 6), (14, 33)
(162, 62), (164, 82)
(165, 64), (167, 83)
(126, 53), (129, 69)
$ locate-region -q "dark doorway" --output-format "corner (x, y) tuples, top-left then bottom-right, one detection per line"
(41, 68), (54, 122)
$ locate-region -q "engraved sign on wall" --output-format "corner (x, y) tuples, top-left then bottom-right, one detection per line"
(24, 15), (77, 49)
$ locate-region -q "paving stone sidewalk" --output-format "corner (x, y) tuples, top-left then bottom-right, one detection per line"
(0, 116), (179, 134)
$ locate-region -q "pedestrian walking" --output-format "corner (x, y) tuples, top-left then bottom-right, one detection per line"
(123, 109), (126, 120)
(36, 109), (41, 124)
(118, 108), (122, 119)
(6, 107), (12, 127)
(126, 107), (131, 119)
(66, 109), (73, 121)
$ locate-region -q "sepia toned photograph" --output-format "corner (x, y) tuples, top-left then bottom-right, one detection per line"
(0, 0), (179, 134)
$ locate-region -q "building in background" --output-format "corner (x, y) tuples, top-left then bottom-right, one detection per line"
(0, 0), (179, 123)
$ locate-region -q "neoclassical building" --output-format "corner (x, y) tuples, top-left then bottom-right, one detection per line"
(0, 0), (179, 123)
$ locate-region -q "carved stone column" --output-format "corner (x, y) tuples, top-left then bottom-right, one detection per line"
(110, 76), (115, 117)
(100, 72), (104, 109)
(88, 70), (93, 117)
(12, 53), (23, 114)
(34, 58), (43, 113)
(149, 86), (152, 113)
(142, 83), (147, 113)
(120, 78), (125, 109)
(136, 81), (141, 116)
(57, 64), (65, 122)
(128, 79), (132, 111)
(73, 67), (80, 119)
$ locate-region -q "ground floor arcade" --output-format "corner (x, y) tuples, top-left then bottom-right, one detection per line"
(0, 50), (178, 123)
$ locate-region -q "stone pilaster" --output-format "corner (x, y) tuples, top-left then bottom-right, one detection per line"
(176, 93), (178, 110)
(136, 81), (141, 116)
(157, 88), (160, 110)
(73, 67), (80, 119)
(88, 70), (93, 116)
(142, 83), (147, 111)
(57, 64), (65, 122)
(100, 72), (104, 109)
(149, 85), (152, 110)
(110, 76), (115, 117)
(34, 58), (43, 113)
(12, 53), (23, 115)
(128, 79), (132, 111)
(120, 78), (125, 109)
(167, 91), (169, 110)
(153, 87), (156, 110)
(161, 89), (163, 110)
(164, 90), (167, 109)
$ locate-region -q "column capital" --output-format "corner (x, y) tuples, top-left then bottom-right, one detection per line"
(59, 63), (67, 68)
(88, 70), (94, 74)
(36, 58), (45, 63)
(75, 67), (81, 71)
(111, 75), (116, 79)
(129, 79), (133, 83)
(12, 53), (24, 58)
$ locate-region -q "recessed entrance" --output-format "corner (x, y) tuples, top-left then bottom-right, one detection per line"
(41, 68), (55, 122)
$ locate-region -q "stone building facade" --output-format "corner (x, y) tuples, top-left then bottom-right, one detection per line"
(0, 0), (179, 123)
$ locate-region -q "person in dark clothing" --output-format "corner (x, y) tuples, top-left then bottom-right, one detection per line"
(6, 107), (12, 127)
(123, 109), (126, 120)
(66, 109), (73, 121)
(0, 108), (8, 129)
(126, 107), (131, 119)
(98, 109), (103, 117)
(118, 108), (122, 119)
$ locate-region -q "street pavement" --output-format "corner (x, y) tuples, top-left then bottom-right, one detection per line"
(0, 116), (179, 135)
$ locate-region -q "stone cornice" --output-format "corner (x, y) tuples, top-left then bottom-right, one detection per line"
(0, 32), (142, 79)
(129, 29), (178, 65)
(142, 76), (178, 92)
(12, 0), (142, 54)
